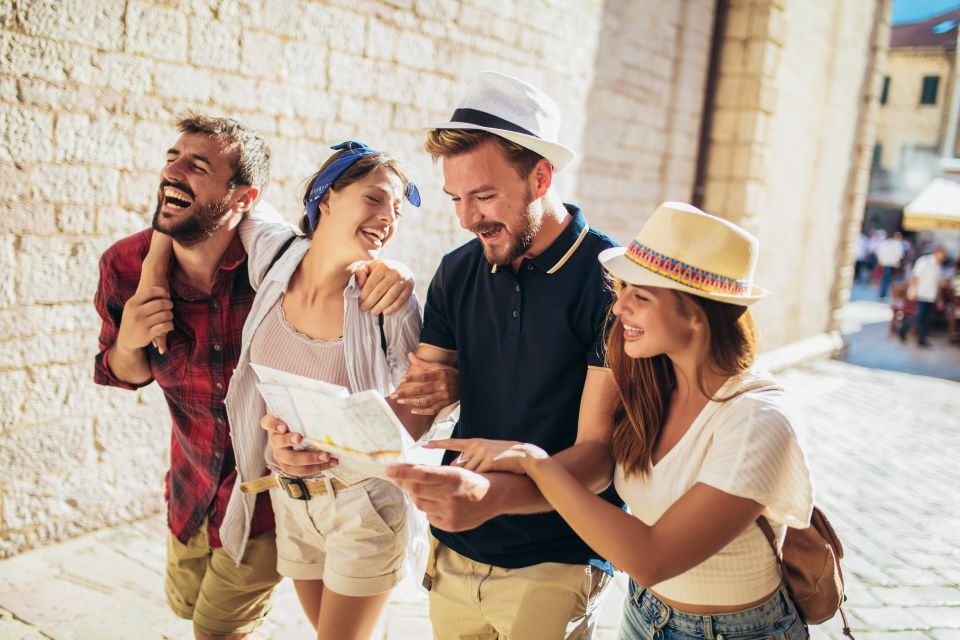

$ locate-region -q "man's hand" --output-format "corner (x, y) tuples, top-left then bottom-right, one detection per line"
(354, 259), (414, 315)
(261, 415), (340, 477)
(425, 438), (548, 475)
(386, 463), (495, 532)
(391, 353), (459, 415)
(117, 286), (174, 354)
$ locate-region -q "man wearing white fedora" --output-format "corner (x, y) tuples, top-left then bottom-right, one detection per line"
(385, 72), (624, 639)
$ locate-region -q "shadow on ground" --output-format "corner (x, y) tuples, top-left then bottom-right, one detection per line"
(836, 283), (960, 382)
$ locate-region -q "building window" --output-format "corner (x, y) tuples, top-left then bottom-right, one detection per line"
(872, 143), (883, 168)
(920, 76), (939, 105)
(880, 76), (890, 105)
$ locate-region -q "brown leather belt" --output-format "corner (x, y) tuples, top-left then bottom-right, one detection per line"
(239, 474), (348, 501)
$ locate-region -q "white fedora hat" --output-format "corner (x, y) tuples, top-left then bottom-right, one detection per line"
(599, 202), (767, 305)
(430, 71), (577, 173)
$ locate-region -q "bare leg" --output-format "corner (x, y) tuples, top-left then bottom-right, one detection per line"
(315, 588), (391, 640)
(293, 579), (327, 631)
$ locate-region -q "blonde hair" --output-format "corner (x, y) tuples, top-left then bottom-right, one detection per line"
(425, 129), (543, 178)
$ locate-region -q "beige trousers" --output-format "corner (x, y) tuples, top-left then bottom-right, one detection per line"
(428, 540), (611, 640)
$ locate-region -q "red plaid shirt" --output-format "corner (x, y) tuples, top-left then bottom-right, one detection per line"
(93, 229), (274, 547)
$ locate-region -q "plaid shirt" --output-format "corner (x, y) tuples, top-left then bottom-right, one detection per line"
(93, 228), (274, 548)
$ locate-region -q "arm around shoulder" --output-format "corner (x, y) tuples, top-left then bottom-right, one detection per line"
(241, 201), (300, 289)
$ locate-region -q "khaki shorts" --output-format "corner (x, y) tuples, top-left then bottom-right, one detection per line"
(269, 476), (407, 597)
(164, 521), (281, 637)
(428, 540), (611, 640)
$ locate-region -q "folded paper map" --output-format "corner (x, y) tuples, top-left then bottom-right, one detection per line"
(252, 363), (414, 483)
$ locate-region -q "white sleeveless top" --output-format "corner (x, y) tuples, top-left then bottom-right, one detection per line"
(613, 369), (813, 606)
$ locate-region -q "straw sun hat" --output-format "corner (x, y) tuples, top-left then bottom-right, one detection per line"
(599, 202), (767, 305)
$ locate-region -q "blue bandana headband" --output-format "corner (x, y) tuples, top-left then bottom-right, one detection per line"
(304, 140), (421, 231)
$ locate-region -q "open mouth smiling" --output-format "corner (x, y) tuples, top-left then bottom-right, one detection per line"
(622, 323), (644, 338)
(163, 186), (194, 210)
(359, 226), (388, 248)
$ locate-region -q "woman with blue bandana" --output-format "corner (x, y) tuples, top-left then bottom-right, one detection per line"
(140, 142), (455, 639)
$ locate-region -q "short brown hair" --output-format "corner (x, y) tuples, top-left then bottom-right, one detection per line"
(177, 112), (271, 191)
(298, 149), (412, 237)
(424, 129), (543, 178)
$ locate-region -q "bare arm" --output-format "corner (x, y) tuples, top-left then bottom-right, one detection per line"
(517, 453), (764, 587)
(388, 367), (618, 531)
(136, 232), (174, 353)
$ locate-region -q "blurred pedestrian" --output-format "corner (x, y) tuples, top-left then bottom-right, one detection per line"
(876, 232), (904, 299)
(855, 231), (870, 284)
(900, 246), (947, 347)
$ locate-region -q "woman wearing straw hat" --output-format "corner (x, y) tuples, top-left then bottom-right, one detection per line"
(429, 202), (814, 639)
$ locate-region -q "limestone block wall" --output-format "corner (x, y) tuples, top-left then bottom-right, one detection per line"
(702, 0), (888, 348)
(574, 0), (716, 242)
(0, 0), (716, 556)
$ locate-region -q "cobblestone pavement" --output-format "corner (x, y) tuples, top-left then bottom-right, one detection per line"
(1, 358), (957, 639)
(838, 284), (960, 382)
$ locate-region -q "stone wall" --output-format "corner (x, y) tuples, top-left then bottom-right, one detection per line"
(0, 0), (718, 556)
(701, 0), (888, 348)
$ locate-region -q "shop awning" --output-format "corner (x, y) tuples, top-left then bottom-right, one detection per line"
(903, 178), (960, 231)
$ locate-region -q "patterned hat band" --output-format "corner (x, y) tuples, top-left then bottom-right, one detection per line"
(626, 241), (751, 296)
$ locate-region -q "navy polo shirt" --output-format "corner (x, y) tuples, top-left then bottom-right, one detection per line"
(421, 204), (624, 570)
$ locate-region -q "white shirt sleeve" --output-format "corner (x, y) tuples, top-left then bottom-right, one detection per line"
(384, 292), (423, 389)
(697, 392), (813, 528)
(241, 201), (299, 290)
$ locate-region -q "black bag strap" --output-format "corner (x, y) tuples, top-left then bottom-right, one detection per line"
(377, 312), (387, 356)
(266, 235), (297, 277)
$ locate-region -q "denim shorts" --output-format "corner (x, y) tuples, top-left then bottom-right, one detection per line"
(618, 580), (809, 640)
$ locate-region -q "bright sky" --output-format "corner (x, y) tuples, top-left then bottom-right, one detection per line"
(892, 0), (960, 25)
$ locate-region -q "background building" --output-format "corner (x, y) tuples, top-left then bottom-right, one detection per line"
(867, 5), (960, 231)
(0, 0), (889, 556)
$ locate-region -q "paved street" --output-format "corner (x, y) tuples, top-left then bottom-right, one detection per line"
(1, 357), (958, 639)
(837, 283), (960, 382)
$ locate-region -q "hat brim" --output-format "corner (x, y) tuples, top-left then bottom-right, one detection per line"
(598, 247), (767, 306)
(428, 121), (576, 173)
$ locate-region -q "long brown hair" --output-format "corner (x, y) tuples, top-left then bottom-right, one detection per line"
(607, 281), (759, 477)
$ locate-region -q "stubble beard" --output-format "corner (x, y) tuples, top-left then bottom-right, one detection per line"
(475, 189), (541, 266)
(152, 190), (233, 248)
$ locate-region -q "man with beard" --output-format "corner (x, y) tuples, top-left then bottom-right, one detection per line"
(266, 73), (624, 639)
(93, 114), (413, 639)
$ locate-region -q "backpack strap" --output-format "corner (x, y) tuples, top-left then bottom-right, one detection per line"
(756, 515), (782, 560)
(265, 234), (297, 278)
(377, 312), (387, 356)
(757, 512), (854, 639)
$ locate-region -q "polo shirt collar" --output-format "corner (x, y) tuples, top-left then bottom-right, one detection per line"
(490, 203), (590, 275)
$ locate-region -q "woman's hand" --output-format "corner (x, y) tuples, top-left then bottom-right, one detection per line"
(261, 414), (340, 477)
(424, 438), (548, 475)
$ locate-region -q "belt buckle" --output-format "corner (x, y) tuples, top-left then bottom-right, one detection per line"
(278, 475), (311, 501)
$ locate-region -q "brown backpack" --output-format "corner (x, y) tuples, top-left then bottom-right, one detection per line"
(757, 507), (853, 637)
